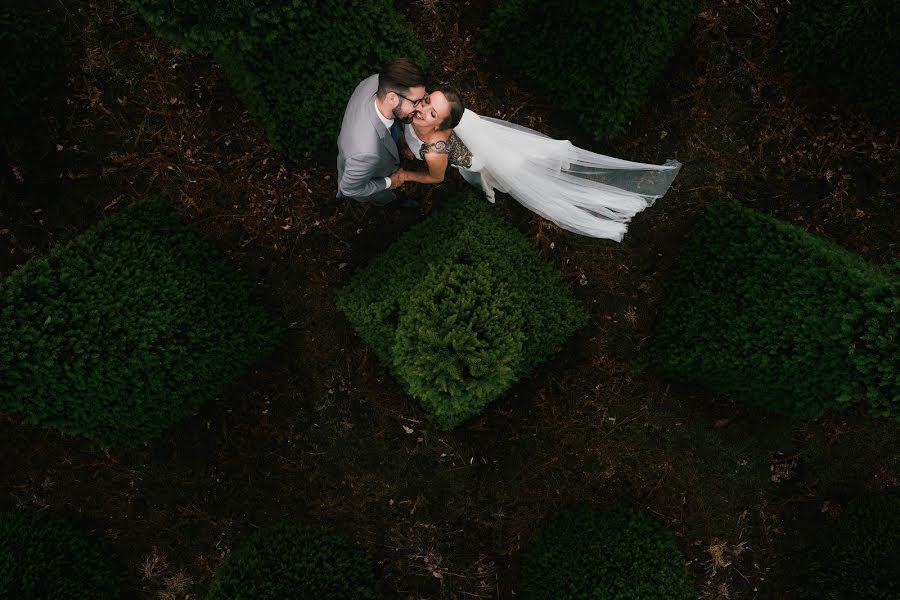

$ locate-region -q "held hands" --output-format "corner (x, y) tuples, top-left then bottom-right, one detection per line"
(389, 169), (408, 189)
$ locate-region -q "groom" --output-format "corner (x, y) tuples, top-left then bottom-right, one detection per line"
(336, 58), (427, 205)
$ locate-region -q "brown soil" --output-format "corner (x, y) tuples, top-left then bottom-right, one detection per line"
(1, 1), (898, 598)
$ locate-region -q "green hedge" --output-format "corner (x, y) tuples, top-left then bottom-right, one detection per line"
(336, 194), (587, 428)
(482, 0), (700, 141)
(128, 0), (426, 158)
(125, 0), (259, 52)
(0, 200), (281, 445)
(652, 201), (898, 418)
(785, 0), (900, 117)
(0, 1), (68, 130)
(804, 492), (900, 599)
(0, 511), (118, 599)
(521, 507), (696, 600)
(206, 523), (378, 600)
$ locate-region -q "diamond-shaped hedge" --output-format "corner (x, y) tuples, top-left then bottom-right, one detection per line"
(0, 511), (119, 599)
(803, 491), (900, 600)
(482, 0), (700, 141)
(0, 200), (282, 445)
(206, 523), (378, 600)
(128, 0), (427, 158)
(522, 507), (696, 600)
(336, 194), (587, 428)
(784, 0), (900, 117)
(652, 200), (898, 418)
(1, 1), (69, 132)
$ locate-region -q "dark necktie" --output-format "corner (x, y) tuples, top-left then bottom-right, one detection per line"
(389, 121), (400, 144)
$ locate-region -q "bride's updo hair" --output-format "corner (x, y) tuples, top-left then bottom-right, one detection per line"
(432, 86), (464, 130)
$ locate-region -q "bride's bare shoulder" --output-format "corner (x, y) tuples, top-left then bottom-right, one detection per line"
(420, 130), (453, 157)
(421, 129), (452, 144)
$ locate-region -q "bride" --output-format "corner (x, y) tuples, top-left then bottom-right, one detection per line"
(395, 86), (681, 242)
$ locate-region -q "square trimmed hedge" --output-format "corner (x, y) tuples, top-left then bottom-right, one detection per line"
(652, 201), (898, 418)
(128, 0), (427, 158)
(0, 511), (119, 599)
(336, 194), (588, 428)
(0, 200), (282, 445)
(1, 1), (68, 130)
(522, 507), (696, 600)
(784, 0), (899, 117)
(482, 0), (700, 141)
(206, 523), (378, 600)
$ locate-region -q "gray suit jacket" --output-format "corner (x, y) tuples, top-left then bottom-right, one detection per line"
(336, 74), (399, 203)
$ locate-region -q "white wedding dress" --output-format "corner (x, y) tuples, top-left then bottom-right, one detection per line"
(408, 109), (681, 242)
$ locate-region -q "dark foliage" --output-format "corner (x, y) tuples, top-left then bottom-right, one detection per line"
(652, 201), (898, 418)
(521, 506), (696, 599)
(482, 0), (700, 141)
(125, 0), (261, 52)
(0, 1), (68, 131)
(336, 194), (587, 428)
(785, 0), (900, 117)
(851, 277), (900, 417)
(128, 0), (427, 157)
(0, 511), (118, 599)
(803, 492), (900, 599)
(206, 523), (378, 600)
(393, 261), (527, 428)
(0, 200), (282, 445)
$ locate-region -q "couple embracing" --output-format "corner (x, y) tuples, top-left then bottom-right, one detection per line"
(336, 58), (681, 242)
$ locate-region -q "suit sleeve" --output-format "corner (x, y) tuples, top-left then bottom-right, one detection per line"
(338, 154), (389, 198)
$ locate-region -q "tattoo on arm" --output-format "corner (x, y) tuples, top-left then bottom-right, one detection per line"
(429, 140), (449, 154)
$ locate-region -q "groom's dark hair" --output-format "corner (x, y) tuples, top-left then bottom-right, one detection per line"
(377, 58), (426, 99)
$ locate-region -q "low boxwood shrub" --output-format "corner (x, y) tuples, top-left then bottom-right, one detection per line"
(852, 277), (899, 416)
(128, 0), (426, 157)
(521, 506), (696, 600)
(0, 0), (68, 131)
(0, 200), (282, 445)
(0, 511), (118, 599)
(393, 261), (527, 426)
(652, 201), (898, 418)
(126, 0), (259, 52)
(482, 0), (700, 141)
(214, 0), (425, 158)
(785, 0), (900, 117)
(803, 492), (900, 599)
(336, 194), (587, 428)
(206, 523), (378, 600)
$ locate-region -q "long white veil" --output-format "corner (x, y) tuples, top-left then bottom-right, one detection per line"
(452, 109), (680, 241)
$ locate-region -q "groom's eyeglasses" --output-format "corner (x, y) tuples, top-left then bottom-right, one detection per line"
(395, 91), (427, 107)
